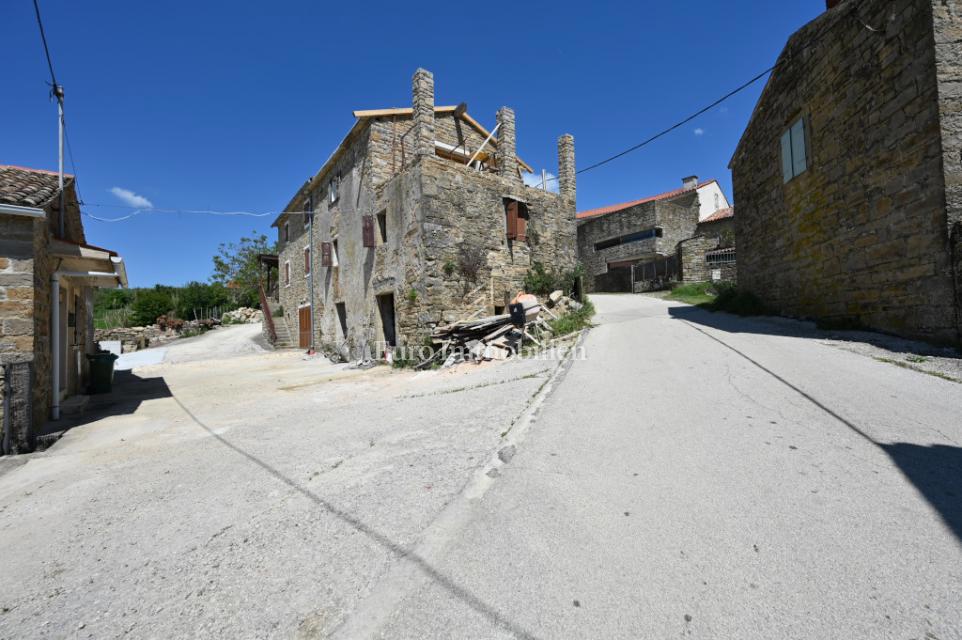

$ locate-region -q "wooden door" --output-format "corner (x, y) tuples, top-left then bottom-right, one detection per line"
(298, 306), (311, 348)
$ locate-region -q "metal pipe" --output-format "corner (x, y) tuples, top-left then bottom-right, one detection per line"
(56, 86), (64, 239)
(467, 122), (500, 170)
(2, 364), (11, 455)
(51, 275), (60, 420)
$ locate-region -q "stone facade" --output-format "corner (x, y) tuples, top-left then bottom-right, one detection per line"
(577, 190), (700, 292)
(731, 0), (962, 344)
(2, 168), (123, 452)
(273, 69), (576, 358)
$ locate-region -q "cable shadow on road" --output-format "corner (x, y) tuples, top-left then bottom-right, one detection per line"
(170, 395), (542, 640)
(679, 318), (962, 545)
(666, 304), (961, 361)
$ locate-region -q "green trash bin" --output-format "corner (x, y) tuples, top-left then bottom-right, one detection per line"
(87, 352), (119, 394)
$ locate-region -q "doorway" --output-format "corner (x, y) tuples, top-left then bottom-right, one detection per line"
(376, 293), (397, 347)
(298, 305), (312, 349)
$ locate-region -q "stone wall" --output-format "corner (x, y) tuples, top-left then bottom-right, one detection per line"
(731, 0), (960, 344)
(932, 0), (962, 338)
(577, 191), (699, 291)
(677, 235), (720, 283)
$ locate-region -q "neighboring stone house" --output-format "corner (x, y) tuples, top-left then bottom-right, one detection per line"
(1, 166), (128, 453)
(576, 177), (731, 292)
(267, 69), (577, 358)
(683, 207), (737, 283)
(730, 0), (962, 344)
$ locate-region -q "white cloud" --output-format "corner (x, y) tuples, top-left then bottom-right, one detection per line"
(110, 186), (153, 209)
(523, 171), (560, 194)
(694, 128), (705, 136)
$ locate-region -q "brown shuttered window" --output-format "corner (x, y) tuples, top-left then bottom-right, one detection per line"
(505, 200), (519, 240)
(362, 215), (376, 248)
(321, 241), (332, 267)
(304, 247), (311, 274)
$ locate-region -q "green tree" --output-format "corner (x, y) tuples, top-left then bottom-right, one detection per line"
(211, 231), (276, 308)
(176, 281), (232, 320)
(132, 287), (175, 326)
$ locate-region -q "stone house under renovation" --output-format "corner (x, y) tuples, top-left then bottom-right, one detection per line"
(267, 69), (577, 358)
(731, 0), (962, 344)
(1, 166), (127, 453)
(576, 177), (732, 292)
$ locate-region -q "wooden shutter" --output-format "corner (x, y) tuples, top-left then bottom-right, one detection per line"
(304, 247), (311, 273)
(516, 203), (529, 242)
(362, 215), (376, 247)
(321, 242), (332, 267)
(505, 201), (519, 240)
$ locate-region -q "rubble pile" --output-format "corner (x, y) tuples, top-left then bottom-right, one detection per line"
(221, 307), (264, 324)
(420, 289), (580, 368)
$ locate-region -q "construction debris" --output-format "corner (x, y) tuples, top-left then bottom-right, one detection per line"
(419, 291), (581, 368)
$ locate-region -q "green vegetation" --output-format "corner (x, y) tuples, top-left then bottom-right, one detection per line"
(665, 282), (716, 306)
(548, 298), (595, 336)
(406, 288), (418, 304)
(667, 281), (768, 316)
(94, 231), (275, 329)
(211, 231), (276, 308)
(442, 259), (456, 277)
(523, 262), (585, 298)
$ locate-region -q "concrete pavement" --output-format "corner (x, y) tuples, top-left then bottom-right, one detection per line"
(368, 294), (962, 639)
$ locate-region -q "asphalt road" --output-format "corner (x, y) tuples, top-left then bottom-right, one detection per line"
(2, 296), (960, 639)
(367, 294), (962, 639)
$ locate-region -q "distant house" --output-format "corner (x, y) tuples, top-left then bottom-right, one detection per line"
(576, 177), (732, 292)
(1, 165), (128, 453)
(730, 0), (961, 344)
(264, 69), (578, 359)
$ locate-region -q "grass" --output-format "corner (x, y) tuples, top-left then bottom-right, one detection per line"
(872, 357), (959, 383)
(548, 298), (595, 336)
(666, 282), (768, 316)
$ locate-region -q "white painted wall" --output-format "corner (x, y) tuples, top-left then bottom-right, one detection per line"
(695, 182), (731, 221)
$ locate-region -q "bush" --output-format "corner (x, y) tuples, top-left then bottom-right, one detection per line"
(177, 281), (232, 320)
(548, 298), (595, 336)
(524, 262), (585, 298)
(132, 288), (174, 326)
(708, 283), (768, 316)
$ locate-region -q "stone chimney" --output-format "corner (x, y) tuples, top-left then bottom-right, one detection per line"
(497, 107), (520, 183)
(558, 134), (576, 202)
(682, 175), (699, 190)
(412, 68), (435, 156)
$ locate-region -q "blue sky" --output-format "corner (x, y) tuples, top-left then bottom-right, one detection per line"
(2, 1), (823, 287)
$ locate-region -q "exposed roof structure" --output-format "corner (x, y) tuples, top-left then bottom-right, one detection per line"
(699, 206), (734, 223)
(274, 105), (535, 226)
(0, 165), (74, 208)
(576, 179), (719, 220)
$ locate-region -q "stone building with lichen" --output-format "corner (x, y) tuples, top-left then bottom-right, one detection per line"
(1, 166), (127, 453)
(731, 0), (962, 344)
(576, 178), (732, 292)
(267, 69), (577, 358)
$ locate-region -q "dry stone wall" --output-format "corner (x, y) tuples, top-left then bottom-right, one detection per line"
(731, 0), (961, 344)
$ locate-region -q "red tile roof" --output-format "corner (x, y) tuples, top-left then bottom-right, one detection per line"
(700, 206), (734, 223)
(576, 179), (718, 220)
(0, 165), (74, 208)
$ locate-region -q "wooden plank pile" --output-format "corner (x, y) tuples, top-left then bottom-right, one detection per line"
(417, 291), (577, 369)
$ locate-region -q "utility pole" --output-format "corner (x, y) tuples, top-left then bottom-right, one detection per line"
(54, 83), (64, 238)
(307, 194), (316, 355)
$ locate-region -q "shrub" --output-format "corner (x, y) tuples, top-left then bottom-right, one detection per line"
(548, 298), (595, 336)
(132, 288), (174, 326)
(524, 262), (585, 298)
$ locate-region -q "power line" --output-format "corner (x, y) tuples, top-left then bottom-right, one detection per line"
(32, 0), (58, 88)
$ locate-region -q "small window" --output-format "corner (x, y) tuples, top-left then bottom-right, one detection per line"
(714, 193), (720, 210)
(332, 238), (339, 267)
(284, 261), (291, 286)
(781, 116), (808, 182)
(304, 246), (311, 275)
(329, 174), (340, 204)
(377, 210), (387, 243)
(283, 221), (290, 243)
(305, 194), (314, 227)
